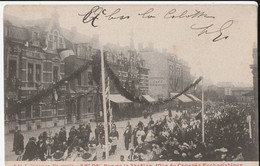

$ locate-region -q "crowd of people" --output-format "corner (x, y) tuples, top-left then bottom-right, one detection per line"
(12, 102), (258, 161)
(120, 103), (258, 161)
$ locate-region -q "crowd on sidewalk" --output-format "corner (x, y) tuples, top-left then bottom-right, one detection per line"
(12, 102), (258, 161)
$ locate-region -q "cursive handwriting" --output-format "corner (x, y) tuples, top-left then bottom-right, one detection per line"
(138, 8), (156, 19)
(105, 8), (130, 20)
(79, 6), (130, 27)
(78, 6), (106, 27)
(190, 20), (234, 42)
(164, 9), (215, 19)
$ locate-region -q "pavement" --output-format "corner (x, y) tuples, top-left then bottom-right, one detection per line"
(5, 111), (167, 161)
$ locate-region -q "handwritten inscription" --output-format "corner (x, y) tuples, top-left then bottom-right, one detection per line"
(190, 20), (234, 42)
(78, 6), (130, 27)
(138, 8), (156, 19)
(78, 6), (234, 42)
(164, 9), (215, 19)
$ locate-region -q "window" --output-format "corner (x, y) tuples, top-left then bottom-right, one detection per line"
(49, 34), (53, 41)
(77, 73), (82, 86)
(28, 63), (34, 87)
(33, 105), (40, 118)
(26, 105), (31, 118)
(53, 66), (59, 82)
(48, 41), (53, 50)
(88, 72), (93, 85)
(88, 96), (93, 113)
(36, 64), (41, 82)
(9, 60), (17, 78)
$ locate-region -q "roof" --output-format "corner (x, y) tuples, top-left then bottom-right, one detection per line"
(242, 91), (254, 96)
(5, 14), (51, 32)
(142, 95), (156, 102)
(231, 87), (253, 91)
(7, 25), (30, 41)
(61, 28), (92, 44)
(170, 93), (193, 103)
(109, 94), (132, 104)
(186, 94), (201, 102)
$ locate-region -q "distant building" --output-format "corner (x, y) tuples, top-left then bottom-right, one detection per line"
(231, 87), (254, 103)
(140, 47), (193, 100)
(250, 43), (258, 109)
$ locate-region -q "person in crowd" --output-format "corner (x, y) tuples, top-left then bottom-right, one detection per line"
(22, 137), (38, 161)
(58, 128), (66, 145)
(13, 126), (19, 152)
(120, 155), (125, 161)
(124, 126), (132, 150)
(127, 148), (139, 161)
(109, 126), (119, 155)
(15, 130), (24, 155)
(37, 137), (47, 161)
(136, 126), (146, 145)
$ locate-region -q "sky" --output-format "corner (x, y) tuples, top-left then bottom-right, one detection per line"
(4, 4), (257, 87)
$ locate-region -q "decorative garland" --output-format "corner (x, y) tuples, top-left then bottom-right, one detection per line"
(7, 50), (202, 113)
(9, 60), (93, 112)
(38, 88), (97, 106)
(104, 57), (203, 106)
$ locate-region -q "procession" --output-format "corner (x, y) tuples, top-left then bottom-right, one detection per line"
(12, 102), (257, 161)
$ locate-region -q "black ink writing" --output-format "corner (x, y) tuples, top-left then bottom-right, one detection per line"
(190, 20), (234, 42)
(138, 8), (156, 19)
(164, 9), (215, 19)
(78, 6), (107, 27)
(105, 8), (130, 20)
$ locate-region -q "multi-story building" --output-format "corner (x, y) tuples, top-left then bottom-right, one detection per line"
(231, 87), (254, 103)
(4, 13), (67, 132)
(62, 42), (99, 124)
(140, 45), (193, 100)
(104, 45), (149, 96)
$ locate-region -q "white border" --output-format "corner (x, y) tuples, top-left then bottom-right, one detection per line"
(0, 1), (258, 165)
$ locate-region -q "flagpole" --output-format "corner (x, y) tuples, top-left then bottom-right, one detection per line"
(100, 42), (109, 161)
(201, 77), (205, 142)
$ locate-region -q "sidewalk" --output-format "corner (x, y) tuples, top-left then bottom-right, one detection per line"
(5, 111), (166, 161)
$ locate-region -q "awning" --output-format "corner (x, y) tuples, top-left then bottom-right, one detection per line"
(170, 93), (193, 103)
(186, 94), (201, 102)
(109, 94), (133, 104)
(142, 95), (156, 102)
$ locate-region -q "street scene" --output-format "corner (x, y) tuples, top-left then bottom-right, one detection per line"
(4, 5), (258, 162)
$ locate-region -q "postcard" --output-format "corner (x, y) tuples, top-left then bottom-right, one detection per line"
(1, 2), (258, 166)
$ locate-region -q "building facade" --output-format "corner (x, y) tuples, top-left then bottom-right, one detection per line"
(4, 14), (67, 132)
(140, 46), (193, 100)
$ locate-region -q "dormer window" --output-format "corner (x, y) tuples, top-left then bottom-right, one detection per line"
(48, 30), (64, 50)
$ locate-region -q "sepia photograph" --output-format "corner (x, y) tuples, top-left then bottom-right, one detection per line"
(2, 2), (258, 163)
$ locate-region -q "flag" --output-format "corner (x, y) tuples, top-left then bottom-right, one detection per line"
(193, 77), (203, 90)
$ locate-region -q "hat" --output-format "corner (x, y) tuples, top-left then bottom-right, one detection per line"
(174, 150), (180, 155)
(194, 153), (202, 159)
